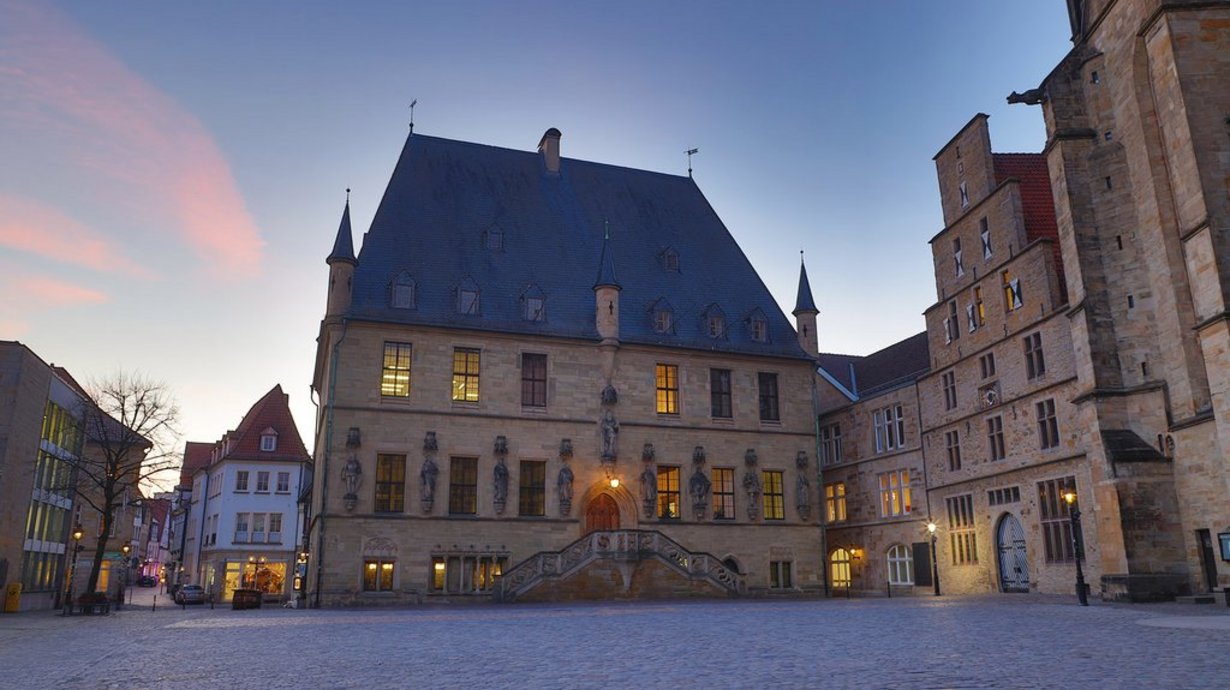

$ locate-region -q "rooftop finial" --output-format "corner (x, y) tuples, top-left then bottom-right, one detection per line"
(409, 99), (417, 132)
(346, 187), (351, 204)
(604, 218), (610, 240)
(686, 148), (699, 178)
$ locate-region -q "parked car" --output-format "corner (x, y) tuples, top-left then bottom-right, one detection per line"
(137, 575), (157, 587)
(174, 584), (206, 604)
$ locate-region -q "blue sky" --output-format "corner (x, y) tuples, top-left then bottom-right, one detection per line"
(0, 1), (1073, 472)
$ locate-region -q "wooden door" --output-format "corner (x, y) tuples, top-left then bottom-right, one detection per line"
(585, 494), (619, 533)
(997, 514), (1030, 593)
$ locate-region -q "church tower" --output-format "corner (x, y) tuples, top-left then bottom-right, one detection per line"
(793, 255), (818, 357)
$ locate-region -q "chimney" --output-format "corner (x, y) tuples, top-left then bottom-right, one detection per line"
(538, 128), (561, 174)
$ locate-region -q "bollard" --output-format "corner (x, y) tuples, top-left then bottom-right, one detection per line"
(152, 595), (156, 612)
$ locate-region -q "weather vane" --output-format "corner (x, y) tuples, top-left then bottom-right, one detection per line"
(686, 148), (699, 178)
(409, 99), (418, 131)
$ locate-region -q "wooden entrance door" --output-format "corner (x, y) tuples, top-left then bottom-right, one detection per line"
(585, 494), (619, 533)
(997, 514), (1030, 593)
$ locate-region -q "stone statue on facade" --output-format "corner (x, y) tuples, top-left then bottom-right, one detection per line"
(420, 455), (438, 513)
(341, 455), (361, 511)
(557, 463), (574, 517)
(600, 409), (620, 461)
(640, 464), (658, 519)
(493, 458), (509, 515)
(796, 451), (811, 520)
(743, 448), (761, 520)
(689, 467), (711, 520)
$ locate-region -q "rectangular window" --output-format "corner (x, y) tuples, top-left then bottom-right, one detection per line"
(987, 415), (1006, 461)
(769, 561), (793, 589)
(269, 513), (283, 542)
(710, 369), (732, 419)
(979, 352), (996, 379)
(451, 348), (481, 402)
(762, 470), (785, 520)
(363, 559), (395, 592)
(820, 424), (842, 465)
(877, 469), (912, 517)
(276, 471), (290, 493)
(448, 457), (478, 515)
(942, 371), (957, 410)
(825, 482), (847, 523)
(758, 372), (780, 422)
(945, 430), (962, 471)
(256, 471), (270, 493)
(980, 217), (991, 259)
(974, 286), (985, 325)
(375, 454), (406, 513)
(235, 471), (249, 492)
(874, 406), (904, 453)
(657, 466), (680, 519)
(1038, 477), (1078, 563)
(381, 342), (412, 397)
(988, 486), (1021, 506)
(712, 468), (735, 520)
(952, 237), (964, 277)
(947, 301), (960, 342)
(1024, 332), (1046, 379)
(1003, 271), (1023, 311)
(518, 461), (546, 517)
(655, 364), (679, 415)
(946, 494), (977, 565)
(430, 554), (507, 594)
(234, 512), (250, 543)
(252, 513), (266, 543)
(520, 353), (547, 408)
(1037, 398), (1059, 449)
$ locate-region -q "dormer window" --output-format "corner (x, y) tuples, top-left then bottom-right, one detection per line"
(702, 304), (727, 340)
(390, 271), (416, 309)
(483, 226), (504, 251)
(747, 309), (768, 343)
(457, 277), (480, 315)
(650, 298), (675, 334)
(521, 284), (546, 322)
(260, 428), (278, 453)
(660, 248), (680, 273)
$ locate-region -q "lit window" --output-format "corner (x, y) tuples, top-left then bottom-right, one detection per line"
(655, 364), (679, 415)
(430, 554), (507, 594)
(877, 469), (912, 517)
(769, 560), (793, 589)
(762, 470), (784, 520)
(831, 549), (852, 588)
(656, 466), (680, 519)
(363, 559), (395, 592)
(825, 482), (846, 523)
(375, 454), (406, 513)
(947, 494), (977, 565)
(381, 342), (412, 398)
(451, 348), (480, 403)
(1003, 271), (1023, 311)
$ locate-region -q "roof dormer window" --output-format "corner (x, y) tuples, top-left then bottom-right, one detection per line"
(457, 277), (481, 315)
(650, 298), (675, 335)
(390, 271), (416, 309)
(484, 226), (504, 251)
(521, 284), (546, 322)
(702, 304), (726, 340)
(260, 428), (278, 453)
(660, 248), (680, 273)
(747, 309), (769, 343)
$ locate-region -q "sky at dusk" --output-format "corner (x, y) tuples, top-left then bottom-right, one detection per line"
(0, 0), (1073, 481)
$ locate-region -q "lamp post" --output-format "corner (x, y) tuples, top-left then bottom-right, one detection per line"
(61, 523), (85, 616)
(120, 544), (132, 608)
(1061, 489), (1089, 606)
(926, 520), (941, 596)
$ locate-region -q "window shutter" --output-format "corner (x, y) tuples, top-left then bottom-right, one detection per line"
(912, 542), (933, 586)
(943, 318), (952, 344)
(1010, 279), (1023, 310)
(966, 304), (976, 332)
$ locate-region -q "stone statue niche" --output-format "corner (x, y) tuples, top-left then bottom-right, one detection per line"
(640, 460), (658, 519)
(743, 448), (761, 520)
(341, 454), (361, 512)
(795, 451), (811, 520)
(600, 409), (619, 463)
(558, 438), (574, 517)
(420, 431), (439, 514)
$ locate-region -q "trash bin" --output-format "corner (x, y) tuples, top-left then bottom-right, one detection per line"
(4, 583), (21, 613)
(232, 588), (262, 610)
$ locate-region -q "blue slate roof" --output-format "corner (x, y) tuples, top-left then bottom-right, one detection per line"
(327, 200), (356, 264)
(794, 258), (817, 314)
(345, 131), (808, 360)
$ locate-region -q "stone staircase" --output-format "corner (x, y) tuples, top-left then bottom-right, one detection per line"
(494, 529), (744, 602)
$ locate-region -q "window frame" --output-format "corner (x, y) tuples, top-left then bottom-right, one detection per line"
(946, 494), (978, 565)
(887, 544), (914, 585)
(235, 470), (249, 492)
(712, 467), (735, 520)
(520, 353), (548, 408)
(375, 454), (406, 513)
(518, 460), (546, 517)
(825, 482), (847, 523)
(1037, 398), (1059, 450)
(710, 368), (732, 419)
(451, 348), (481, 403)
(987, 415), (1006, 461)
(757, 372), (780, 422)
(820, 423), (842, 465)
(877, 469), (912, 517)
(942, 371), (957, 410)
(381, 342), (413, 398)
(655, 363), (679, 415)
(1038, 476), (1078, 563)
(363, 558), (395, 592)
(762, 470), (785, 520)
(769, 560), (793, 589)
(656, 466), (681, 519)
(448, 457), (478, 515)
(1024, 332), (1046, 379)
(945, 429), (962, 471)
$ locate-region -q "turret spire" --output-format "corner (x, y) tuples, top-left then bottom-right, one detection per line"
(793, 251), (817, 315)
(594, 219), (620, 289)
(327, 190), (357, 265)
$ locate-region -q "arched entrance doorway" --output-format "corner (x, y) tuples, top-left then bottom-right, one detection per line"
(585, 494), (620, 533)
(996, 513), (1030, 593)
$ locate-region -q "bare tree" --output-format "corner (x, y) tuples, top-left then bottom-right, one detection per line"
(71, 372), (181, 598)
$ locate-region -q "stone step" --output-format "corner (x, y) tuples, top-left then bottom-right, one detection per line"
(1174, 595), (1216, 604)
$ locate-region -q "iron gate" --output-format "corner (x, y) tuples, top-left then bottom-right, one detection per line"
(997, 514), (1030, 593)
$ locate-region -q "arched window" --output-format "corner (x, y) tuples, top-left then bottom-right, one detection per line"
(831, 548), (852, 587)
(887, 544), (914, 585)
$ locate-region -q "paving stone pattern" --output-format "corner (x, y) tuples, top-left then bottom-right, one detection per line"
(3, 590), (1230, 689)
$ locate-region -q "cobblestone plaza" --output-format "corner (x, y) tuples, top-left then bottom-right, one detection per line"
(3, 591), (1230, 689)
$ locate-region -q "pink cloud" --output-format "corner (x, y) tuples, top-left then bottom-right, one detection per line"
(0, 195), (157, 279)
(0, 0), (263, 278)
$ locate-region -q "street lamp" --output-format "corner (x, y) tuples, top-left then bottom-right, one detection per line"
(62, 523), (85, 616)
(926, 520), (941, 596)
(1061, 488), (1089, 606)
(121, 544), (132, 607)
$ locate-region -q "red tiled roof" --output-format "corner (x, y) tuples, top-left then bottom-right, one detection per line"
(180, 441), (213, 487)
(207, 385), (310, 465)
(993, 153), (1066, 301)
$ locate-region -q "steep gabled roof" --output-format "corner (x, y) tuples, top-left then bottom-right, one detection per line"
(344, 131), (808, 360)
(215, 384), (310, 463)
(180, 441), (212, 486)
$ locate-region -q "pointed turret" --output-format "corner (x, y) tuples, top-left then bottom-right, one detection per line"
(325, 194), (357, 318)
(593, 223), (621, 345)
(793, 253), (819, 356)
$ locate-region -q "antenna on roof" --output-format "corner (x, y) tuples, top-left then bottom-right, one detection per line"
(409, 99), (418, 132)
(686, 148), (699, 178)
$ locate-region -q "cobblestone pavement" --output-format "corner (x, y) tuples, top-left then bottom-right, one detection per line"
(3, 590), (1230, 690)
